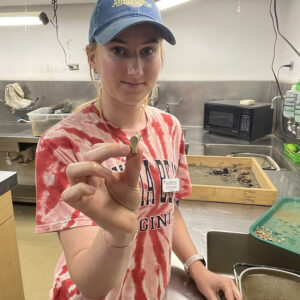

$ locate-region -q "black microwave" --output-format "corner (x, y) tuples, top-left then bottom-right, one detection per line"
(204, 100), (273, 140)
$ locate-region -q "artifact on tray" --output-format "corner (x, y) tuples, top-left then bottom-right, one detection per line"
(185, 155), (277, 205)
(189, 165), (260, 188)
(250, 197), (300, 255)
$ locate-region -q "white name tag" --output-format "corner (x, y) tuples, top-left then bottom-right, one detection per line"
(162, 178), (180, 193)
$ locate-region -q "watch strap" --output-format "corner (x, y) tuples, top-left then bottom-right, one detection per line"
(183, 254), (206, 273)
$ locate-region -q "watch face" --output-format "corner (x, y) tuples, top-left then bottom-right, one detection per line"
(200, 258), (206, 267)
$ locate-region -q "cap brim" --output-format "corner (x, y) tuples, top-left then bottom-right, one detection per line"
(93, 16), (176, 45)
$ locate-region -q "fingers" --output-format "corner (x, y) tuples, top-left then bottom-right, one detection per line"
(221, 279), (242, 300)
(205, 290), (218, 300)
(88, 143), (143, 187)
(122, 147), (143, 187)
(66, 161), (112, 185)
(61, 182), (95, 205)
(66, 142), (142, 191)
(199, 273), (241, 300)
(85, 143), (130, 163)
(232, 282), (242, 300)
(222, 288), (234, 300)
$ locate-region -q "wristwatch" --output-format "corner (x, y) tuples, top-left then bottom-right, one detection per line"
(184, 254), (206, 273)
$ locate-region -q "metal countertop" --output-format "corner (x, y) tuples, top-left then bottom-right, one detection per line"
(0, 122), (39, 143)
(183, 129), (300, 258)
(168, 129), (300, 299)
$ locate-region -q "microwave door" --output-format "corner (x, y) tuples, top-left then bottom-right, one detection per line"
(206, 108), (239, 136)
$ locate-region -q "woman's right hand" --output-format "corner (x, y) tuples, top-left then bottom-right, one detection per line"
(61, 143), (143, 245)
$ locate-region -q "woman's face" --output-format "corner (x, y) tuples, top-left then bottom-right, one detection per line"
(90, 23), (162, 107)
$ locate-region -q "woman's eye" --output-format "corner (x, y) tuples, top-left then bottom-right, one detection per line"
(143, 47), (154, 56)
(112, 46), (126, 56)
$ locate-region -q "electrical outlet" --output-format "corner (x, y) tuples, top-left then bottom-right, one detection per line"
(289, 61), (294, 71)
(69, 64), (79, 71)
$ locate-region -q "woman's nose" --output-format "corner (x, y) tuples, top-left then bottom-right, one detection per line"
(127, 57), (143, 77)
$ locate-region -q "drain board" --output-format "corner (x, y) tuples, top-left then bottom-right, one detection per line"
(226, 153), (280, 171)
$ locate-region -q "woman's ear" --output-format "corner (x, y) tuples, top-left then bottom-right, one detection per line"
(86, 44), (96, 70)
(85, 44), (90, 55)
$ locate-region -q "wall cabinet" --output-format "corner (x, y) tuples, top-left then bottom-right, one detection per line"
(0, 190), (25, 300)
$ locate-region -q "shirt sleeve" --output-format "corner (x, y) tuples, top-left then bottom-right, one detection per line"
(35, 133), (95, 233)
(174, 125), (192, 201)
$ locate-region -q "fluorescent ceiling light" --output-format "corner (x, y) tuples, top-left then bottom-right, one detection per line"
(0, 12), (49, 26)
(156, 0), (191, 11)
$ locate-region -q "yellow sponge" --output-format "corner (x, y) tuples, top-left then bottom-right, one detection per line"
(240, 99), (256, 105)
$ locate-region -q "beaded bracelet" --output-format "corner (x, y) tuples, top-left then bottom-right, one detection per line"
(102, 229), (137, 249)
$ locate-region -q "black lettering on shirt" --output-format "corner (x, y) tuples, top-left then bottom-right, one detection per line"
(139, 212), (172, 232)
(140, 218), (148, 232)
(157, 214), (167, 229)
(144, 160), (155, 206)
(155, 159), (167, 203)
(139, 174), (145, 206)
(150, 216), (155, 230)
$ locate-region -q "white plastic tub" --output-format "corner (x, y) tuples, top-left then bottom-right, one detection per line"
(27, 107), (69, 136)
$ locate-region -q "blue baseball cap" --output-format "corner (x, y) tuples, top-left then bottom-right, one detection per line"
(88, 0), (176, 45)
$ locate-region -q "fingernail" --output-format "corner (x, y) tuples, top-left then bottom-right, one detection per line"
(120, 144), (129, 152)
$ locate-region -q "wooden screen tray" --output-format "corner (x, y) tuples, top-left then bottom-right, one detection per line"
(186, 155), (277, 206)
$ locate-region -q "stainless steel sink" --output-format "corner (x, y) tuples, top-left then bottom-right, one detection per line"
(207, 231), (300, 277)
(164, 230), (300, 299)
(203, 144), (291, 171)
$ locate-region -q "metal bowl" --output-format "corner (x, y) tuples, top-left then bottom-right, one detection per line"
(238, 267), (300, 300)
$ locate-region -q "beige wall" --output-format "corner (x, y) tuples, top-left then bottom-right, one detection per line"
(0, 0), (298, 82)
(280, 0), (300, 83)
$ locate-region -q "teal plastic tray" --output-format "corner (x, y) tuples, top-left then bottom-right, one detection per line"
(250, 197), (300, 255)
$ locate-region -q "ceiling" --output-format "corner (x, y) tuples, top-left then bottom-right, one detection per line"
(0, 0), (160, 7)
(0, 1), (96, 6)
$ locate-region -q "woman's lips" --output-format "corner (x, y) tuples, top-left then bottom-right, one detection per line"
(121, 81), (145, 88)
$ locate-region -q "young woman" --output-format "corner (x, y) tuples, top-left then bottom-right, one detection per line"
(35, 1), (242, 299)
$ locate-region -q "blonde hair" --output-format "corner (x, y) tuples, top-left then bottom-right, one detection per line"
(72, 42), (100, 114)
(73, 38), (164, 119)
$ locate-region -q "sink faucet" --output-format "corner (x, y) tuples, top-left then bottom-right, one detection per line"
(164, 98), (184, 113)
(287, 118), (293, 132)
(164, 104), (170, 113)
(271, 95), (282, 109)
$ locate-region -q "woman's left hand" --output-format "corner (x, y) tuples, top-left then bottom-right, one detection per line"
(190, 262), (242, 300)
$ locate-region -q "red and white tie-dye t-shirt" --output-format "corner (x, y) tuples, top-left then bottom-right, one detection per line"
(35, 103), (192, 300)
